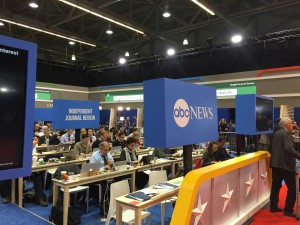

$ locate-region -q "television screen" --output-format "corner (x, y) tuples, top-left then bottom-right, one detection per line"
(0, 35), (36, 180)
(256, 97), (273, 132)
(0, 44), (28, 170)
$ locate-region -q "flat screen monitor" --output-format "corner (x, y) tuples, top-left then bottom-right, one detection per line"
(256, 96), (273, 132)
(0, 35), (37, 180)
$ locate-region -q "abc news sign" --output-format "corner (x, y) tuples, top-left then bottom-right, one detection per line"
(144, 78), (218, 148)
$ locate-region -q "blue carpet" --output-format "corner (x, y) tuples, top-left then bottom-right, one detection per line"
(1, 196), (174, 225)
(0, 201), (52, 225)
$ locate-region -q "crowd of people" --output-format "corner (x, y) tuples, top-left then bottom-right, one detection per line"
(2, 116), (300, 220)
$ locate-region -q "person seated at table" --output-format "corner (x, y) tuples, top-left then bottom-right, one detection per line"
(60, 129), (75, 144)
(73, 134), (92, 156)
(112, 132), (126, 148)
(128, 127), (139, 137)
(92, 130), (110, 149)
(153, 147), (181, 159)
(38, 130), (53, 146)
(90, 141), (114, 220)
(201, 141), (219, 167)
(120, 137), (149, 190)
(216, 136), (232, 161)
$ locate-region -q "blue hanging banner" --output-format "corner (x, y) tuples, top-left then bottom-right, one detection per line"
(144, 78), (218, 148)
(34, 108), (53, 121)
(53, 99), (100, 129)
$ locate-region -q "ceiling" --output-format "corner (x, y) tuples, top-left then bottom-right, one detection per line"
(1, 0), (300, 71)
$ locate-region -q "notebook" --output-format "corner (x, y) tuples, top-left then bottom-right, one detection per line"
(114, 160), (128, 171)
(80, 162), (101, 178)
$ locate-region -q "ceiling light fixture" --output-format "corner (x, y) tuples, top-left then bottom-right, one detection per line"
(106, 24), (113, 35)
(58, 0), (144, 34)
(69, 41), (75, 45)
(231, 34), (242, 43)
(71, 54), (76, 61)
(0, 87), (8, 92)
(163, 11), (171, 18)
(29, 1), (39, 8)
(0, 18), (96, 47)
(0, 21), (4, 26)
(119, 57), (126, 64)
(163, 4), (171, 18)
(126, 107), (130, 111)
(167, 48), (175, 56)
(183, 38), (188, 45)
(125, 51), (129, 57)
(190, 0), (215, 16)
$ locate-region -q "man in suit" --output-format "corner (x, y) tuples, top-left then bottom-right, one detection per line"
(38, 130), (52, 146)
(269, 117), (300, 217)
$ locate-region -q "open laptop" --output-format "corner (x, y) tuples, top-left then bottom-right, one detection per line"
(141, 155), (154, 165)
(57, 143), (72, 152)
(110, 146), (122, 156)
(114, 160), (128, 171)
(80, 162), (101, 178)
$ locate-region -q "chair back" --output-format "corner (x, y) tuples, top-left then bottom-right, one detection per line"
(53, 164), (81, 179)
(109, 180), (130, 214)
(195, 158), (202, 169)
(148, 170), (167, 186)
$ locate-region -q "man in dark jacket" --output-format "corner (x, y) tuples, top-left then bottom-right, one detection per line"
(269, 117), (300, 217)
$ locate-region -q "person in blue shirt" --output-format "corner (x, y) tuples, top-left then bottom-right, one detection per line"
(90, 141), (114, 170)
(89, 141), (114, 220)
(60, 129), (75, 144)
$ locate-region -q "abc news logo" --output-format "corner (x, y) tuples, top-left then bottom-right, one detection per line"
(173, 99), (214, 128)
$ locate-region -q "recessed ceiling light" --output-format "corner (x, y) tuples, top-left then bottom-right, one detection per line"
(69, 41), (75, 45)
(29, 2), (39, 8)
(167, 48), (175, 56)
(231, 35), (243, 43)
(0, 21), (4, 26)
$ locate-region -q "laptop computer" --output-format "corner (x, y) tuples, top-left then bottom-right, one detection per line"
(80, 162), (101, 178)
(141, 155), (154, 165)
(114, 160), (128, 171)
(57, 143), (72, 152)
(110, 146), (122, 156)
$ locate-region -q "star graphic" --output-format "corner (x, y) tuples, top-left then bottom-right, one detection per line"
(260, 171), (268, 183)
(245, 172), (254, 197)
(221, 182), (234, 213)
(192, 194), (208, 225)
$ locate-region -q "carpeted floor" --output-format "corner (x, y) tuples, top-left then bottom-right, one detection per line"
(0, 197), (174, 225)
(251, 184), (299, 225)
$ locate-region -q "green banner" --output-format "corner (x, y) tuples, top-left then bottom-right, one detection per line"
(35, 89), (51, 100)
(105, 90), (143, 102)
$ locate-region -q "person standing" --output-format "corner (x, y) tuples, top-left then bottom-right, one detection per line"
(269, 117), (300, 217)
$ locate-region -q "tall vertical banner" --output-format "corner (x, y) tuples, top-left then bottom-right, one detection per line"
(53, 99), (100, 129)
(144, 78), (218, 148)
(0, 35), (36, 180)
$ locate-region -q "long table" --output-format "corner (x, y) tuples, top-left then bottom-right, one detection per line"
(13, 158), (88, 207)
(115, 177), (183, 225)
(52, 168), (136, 225)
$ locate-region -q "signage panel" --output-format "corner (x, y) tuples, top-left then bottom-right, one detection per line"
(34, 108), (53, 121)
(144, 78), (218, 148)
(53, 99), (100, 129)
(0, 35), (36, 180)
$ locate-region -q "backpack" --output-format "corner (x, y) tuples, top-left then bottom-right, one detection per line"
(49, 205), (81, 225)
